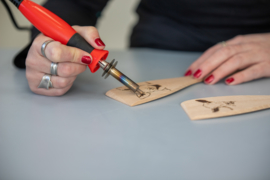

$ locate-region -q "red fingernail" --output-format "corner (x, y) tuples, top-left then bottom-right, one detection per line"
(81, 56), (92, 64)
(95, 38), (105, 46)
(184, 70), (192, 76)
(193, 69), (202, 78)
(226, 77), (234, 84)
(205, 74), (214, 84)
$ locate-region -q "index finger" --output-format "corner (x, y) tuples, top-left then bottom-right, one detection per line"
(193, 43), (255, 79)
(185, 43), (221, 75)
(34, 34), (93, 65)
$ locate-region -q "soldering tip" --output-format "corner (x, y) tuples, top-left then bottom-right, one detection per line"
(135, 88), (145, 98)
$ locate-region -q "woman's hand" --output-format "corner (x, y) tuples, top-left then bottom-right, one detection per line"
(26, 26), (106, 96)
(185, 33), (270, 85)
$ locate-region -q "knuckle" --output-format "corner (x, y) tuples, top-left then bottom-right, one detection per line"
(85, 26), (98, 37)
(263, 62), (270, 77)
(88, 26), (97, 33)
(233, 35), (244, 42)
(25, 57), (36, 68)
(25, 70), (32, 81)
(75, 26), (97, 38)
(32, 35), (43, 47)
(214, 66), (226, 76)
(232, 54), (244, 67)
(219, 46), (232, 56)
(241, 67), (259, 81)
(237, 72), (245, 81)
(256, 45), (270, 55)
(32, 38), (40, 48)
(28, 83), (40, 94)
(249, 68), (260, 79)
(189, 62), (199, 70)
(265, 61), (270, 67)
(57, 78), (70, 88)
(61, 64), (74, 76)
(84, 26), (96, 32)
(71, 50), (81, 63)
(47, 43), (62, 61)
(257, 48), (266, 55)
(255, 65), (265, 76)
(72, 25), (79, 29)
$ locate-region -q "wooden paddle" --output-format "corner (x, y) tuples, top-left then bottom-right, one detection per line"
(181, 95), (270, 120)
(106, 76), (202, 106)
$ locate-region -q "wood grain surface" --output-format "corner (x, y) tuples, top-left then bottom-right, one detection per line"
(106, 76), (202, 106)
(181, 95), (270, 120)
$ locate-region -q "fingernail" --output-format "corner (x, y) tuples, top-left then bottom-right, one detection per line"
(226, 77), (234, 84)
(205, 74), (214, 84)
(95, 38), (105, 46)
(81, 56), (92, 64)
(184, 69), (192, 76)
(193, 69), (202, 78)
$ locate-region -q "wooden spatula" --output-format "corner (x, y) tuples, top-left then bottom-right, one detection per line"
(181, 95), (270, 120)
(106, 76), (202, 106)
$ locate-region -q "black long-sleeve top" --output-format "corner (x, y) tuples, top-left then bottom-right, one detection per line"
(14, 0), (270, 68)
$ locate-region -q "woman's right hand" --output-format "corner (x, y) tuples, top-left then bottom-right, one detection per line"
(26, 26), (106, 96)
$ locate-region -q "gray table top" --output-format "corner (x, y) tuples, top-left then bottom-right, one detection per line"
(0, 48), (270, 180)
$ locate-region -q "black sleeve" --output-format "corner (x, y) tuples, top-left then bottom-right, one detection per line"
(14, 0), (109, 69)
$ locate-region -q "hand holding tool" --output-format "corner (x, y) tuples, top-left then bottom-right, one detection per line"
(8, 0), (145, 97)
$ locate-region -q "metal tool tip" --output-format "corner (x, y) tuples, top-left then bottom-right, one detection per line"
(135, 88), (145, 98)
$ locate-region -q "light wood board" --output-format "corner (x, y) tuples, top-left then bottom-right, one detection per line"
(106, 76), (202, 106)
(181, 95), (270, 120)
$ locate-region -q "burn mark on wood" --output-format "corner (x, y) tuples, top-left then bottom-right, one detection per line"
(116, 82), (171, 99)
(212, 107), (219, 112)
(196, 99), (236, 113)
(224, 101), (234, 105)
(196, 99), (212, 103)
(152, 84), (162, 90)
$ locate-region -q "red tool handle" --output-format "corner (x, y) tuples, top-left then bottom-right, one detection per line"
(15, 0), (108, 73)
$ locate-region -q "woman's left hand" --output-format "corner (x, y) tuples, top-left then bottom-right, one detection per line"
(185, 33), (270, 85)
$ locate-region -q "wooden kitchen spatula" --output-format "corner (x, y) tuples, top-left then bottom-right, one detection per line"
(181, 95), (270, 120)
(106, 76), (202, 106)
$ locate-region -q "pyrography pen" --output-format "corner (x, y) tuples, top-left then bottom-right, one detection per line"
(6, 0), (145, 97)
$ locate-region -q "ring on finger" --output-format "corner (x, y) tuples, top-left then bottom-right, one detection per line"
(41, 40), (54, 59)
(220, 41), (227, 47)
(50, 62), (58, 76)
(38, 74), (53, 90)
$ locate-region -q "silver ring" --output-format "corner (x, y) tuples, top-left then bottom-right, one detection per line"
(41, 40), (54, 59)
(50, 62), (58, 76)
(38, 74), (53, 90)
(221, 41), (227, 47)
